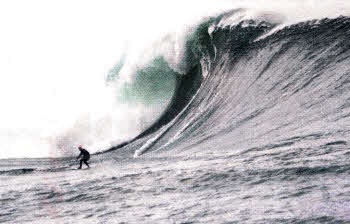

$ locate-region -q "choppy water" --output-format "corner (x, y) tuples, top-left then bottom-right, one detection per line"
(2, 145), (350, 223)
(2, 6), (350, 224)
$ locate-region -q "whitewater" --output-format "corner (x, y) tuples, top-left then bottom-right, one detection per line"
(2, 0), (350, 223)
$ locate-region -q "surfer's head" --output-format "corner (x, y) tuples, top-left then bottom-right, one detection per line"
(78, 145), (83, 150)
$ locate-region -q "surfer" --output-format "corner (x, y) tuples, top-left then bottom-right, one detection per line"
(76, 145), (90, 169)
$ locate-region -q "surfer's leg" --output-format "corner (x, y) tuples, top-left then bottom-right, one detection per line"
(78, 160), (83, 169)
(83, 159), (90, 168)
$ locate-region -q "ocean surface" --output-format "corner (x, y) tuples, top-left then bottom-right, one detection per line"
(2, 5), (350, 224)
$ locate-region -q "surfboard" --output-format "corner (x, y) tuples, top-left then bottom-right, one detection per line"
(70, 167), (91, 170)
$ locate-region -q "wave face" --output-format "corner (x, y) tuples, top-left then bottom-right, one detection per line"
(108, 13), (350, 158)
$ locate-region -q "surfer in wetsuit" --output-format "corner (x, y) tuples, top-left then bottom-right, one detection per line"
(76, 145), (90, 169)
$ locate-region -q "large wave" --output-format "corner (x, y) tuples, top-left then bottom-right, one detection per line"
(104, 10), (350, 158)
(2, 1), (350, 159)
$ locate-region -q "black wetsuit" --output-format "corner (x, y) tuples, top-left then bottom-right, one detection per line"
(77, 148), (90, 169)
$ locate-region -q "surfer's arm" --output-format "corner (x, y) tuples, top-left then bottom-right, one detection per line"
(76, 153), (82, 160)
